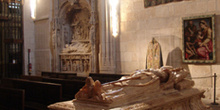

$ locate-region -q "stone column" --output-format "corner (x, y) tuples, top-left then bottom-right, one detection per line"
(90, 0), (98, 73)
(99, 0), (118, 74)
(51, 0), (61, 72)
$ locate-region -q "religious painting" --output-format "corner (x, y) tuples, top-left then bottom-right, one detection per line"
(144, 0), (183, 8)
(182, 15), (215, 63)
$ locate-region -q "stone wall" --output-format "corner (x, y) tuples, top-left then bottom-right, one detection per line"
(34, 19), (51, 75)
(34, 0), (52, 75)
(119, 0), (220, 99)
(23, 0), (36, 75)
(23, 0), (52, 75)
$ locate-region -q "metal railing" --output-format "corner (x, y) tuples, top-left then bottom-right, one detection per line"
(190, 73), (218, 105)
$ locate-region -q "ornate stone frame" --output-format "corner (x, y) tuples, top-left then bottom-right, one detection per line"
(51, 0), (98, 73)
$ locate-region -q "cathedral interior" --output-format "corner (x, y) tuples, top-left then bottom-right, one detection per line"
(0, 0), (220, 109)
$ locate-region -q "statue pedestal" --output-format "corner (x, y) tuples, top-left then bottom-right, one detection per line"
(48, 88), (211, 110)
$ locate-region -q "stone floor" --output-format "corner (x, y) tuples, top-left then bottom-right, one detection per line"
(202, 99), (220, 110)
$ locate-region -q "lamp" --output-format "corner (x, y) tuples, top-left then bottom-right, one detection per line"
(30, 0), (36, 19)
(109, 0), (119, 37)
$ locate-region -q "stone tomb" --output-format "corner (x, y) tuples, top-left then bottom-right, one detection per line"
(48, 66), (211, 110)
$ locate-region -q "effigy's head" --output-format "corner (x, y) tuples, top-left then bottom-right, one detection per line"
(85, 77), (94, 86)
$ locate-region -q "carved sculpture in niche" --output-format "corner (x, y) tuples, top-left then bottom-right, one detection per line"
(84, 60), (89, 72)
(52, 0), (98, 73)
(76, 60), (80, 72)
(89, 25), (95, 46)
(79, 60), (83, 72)
(61, 4), (91, 54)
(72, 61), (77, 71)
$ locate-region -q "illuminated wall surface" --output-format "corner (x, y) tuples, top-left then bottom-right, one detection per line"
(119, 0), (220, 99)
(30, 0), (36, 19)
(109, 0), (119, 37)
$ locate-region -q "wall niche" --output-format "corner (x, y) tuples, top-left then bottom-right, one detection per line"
(52, 0), (98, 74)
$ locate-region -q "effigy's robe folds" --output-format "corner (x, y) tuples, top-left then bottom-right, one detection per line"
(48, 66), (211, 110)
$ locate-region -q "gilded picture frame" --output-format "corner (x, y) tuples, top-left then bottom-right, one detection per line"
(144, 0), (183, 8)
(182, 15), (215, 63)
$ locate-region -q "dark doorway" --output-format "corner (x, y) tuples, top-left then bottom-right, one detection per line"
(0, 0), (23, 78)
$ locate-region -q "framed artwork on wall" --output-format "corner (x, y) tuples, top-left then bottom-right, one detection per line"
(182, 15), (215, 63)
(144, 0), (183, 8)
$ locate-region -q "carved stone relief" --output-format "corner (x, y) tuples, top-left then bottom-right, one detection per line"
(51, 0), (98, 73)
